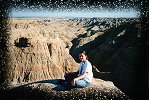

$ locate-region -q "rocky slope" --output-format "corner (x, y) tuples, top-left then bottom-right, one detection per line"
(69, 18), (146, 99)
(0, 78), (129, 100)
(6, 18), (83, 84)
(0, 17), (146, 99)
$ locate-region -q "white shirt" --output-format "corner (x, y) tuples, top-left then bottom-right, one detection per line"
(78, 60), (93, 83)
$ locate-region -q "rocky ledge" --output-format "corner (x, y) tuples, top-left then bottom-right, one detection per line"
(0, 78), (129, 100)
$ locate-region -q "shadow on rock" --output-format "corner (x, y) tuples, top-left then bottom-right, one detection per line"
(0, 78), (130, 100)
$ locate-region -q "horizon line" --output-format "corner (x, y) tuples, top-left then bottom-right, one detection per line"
(10, 10), (140, 18)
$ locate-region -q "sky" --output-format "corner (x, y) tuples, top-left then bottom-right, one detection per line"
(10, 9), (139, 18)
(10, 0), (141, 18)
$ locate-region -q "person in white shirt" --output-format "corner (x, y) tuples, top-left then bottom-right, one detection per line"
(70, 51), (93, 88)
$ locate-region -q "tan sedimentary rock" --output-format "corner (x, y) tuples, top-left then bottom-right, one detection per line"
(7, 28), (78, 84)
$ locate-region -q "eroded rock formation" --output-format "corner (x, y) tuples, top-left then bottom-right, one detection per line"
(69, 18), (145, 99)
(5, 18), (86, 84)
(0, 17), (146, 100)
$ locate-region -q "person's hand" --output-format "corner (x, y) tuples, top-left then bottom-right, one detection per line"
(71, 80), (75, 86)
(71, 78), (77, 86)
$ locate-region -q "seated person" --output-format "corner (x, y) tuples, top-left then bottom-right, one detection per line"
(65, 51), (93, 88)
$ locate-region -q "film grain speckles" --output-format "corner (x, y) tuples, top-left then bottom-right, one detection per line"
(9, 0), (145, 18)
(11, 0), (142, 12)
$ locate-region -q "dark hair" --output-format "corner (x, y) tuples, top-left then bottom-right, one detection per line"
(79, 51), (88, 59)
(79, 50), (87, 55)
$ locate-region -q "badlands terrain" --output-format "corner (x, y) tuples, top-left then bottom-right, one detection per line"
(0, 17), (146, 99)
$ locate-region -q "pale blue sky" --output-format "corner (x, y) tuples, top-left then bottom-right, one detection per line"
(10, 9), (140, 18)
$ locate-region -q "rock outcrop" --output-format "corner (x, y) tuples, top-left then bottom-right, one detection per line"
(69, 18), (145, 99)
(0, 78), (129, 100)
(7, 17), (82, 84)
(0, 17), (145, 100)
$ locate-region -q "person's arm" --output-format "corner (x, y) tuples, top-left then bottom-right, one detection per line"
(71, 72), (88, 86)
(74, 72), (88, 80)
